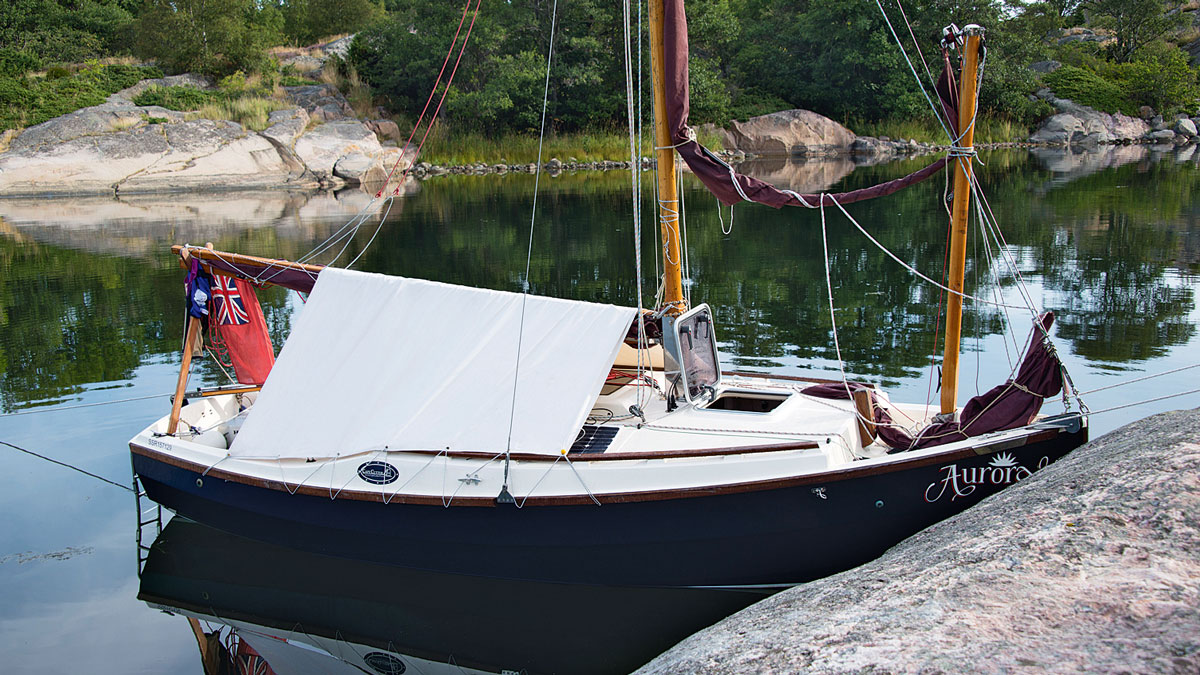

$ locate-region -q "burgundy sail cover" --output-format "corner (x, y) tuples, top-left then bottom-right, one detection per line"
(662, 0), (958, 207)
(912, 312), (1062, 448)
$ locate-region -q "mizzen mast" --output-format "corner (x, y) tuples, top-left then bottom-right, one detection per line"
(648, 0), (686, 316)
(940, 24), (984, 415)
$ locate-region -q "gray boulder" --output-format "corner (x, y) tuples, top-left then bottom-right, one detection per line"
(1028, 60), (1061, 74)
(8, 103), (185, 153)
(1030, 91), (1149, 145)
(1175, 118), (1197, 137)
(1148, 129), (1177, 142)
(638, 409), (1200, 674)
(726, 109), (856, 156)
(320, 35), (355, 60)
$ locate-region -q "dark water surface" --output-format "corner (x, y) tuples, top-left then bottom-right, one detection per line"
(1, 146), (1198, 673)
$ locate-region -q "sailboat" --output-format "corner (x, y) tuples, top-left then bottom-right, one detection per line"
(129, 2), (1088, 587)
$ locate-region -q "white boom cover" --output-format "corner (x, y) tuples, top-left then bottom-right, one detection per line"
(230, 268), (637, 458)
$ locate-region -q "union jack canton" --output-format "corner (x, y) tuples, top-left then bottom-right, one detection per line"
(211, 276), (251, 326)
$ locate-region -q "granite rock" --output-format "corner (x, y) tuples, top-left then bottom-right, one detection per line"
(283, 84), (355, 122)
(293, 120), (382, 179)
(638, 409), (1200, 675)
(726, 109), (856, 156)
(1031, 90), (1149, 145)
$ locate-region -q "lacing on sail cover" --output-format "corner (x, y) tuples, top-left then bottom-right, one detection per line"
(661, 0), (959, 208)
(804, 313), (1065, 451)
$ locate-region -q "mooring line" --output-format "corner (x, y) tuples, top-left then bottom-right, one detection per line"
(0, 440), (134, 492)
(1084, 388), (1200, 416)
(0, 392), (168, 417)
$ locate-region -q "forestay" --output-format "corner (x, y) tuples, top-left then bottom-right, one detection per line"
(230, 268), (637, 459)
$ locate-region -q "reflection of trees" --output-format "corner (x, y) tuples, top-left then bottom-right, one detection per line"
(0, 238), (178, 411)
(2, 150), (1195, 410)
(989, 153), (1198, 365)
(0, 236), (294, 411)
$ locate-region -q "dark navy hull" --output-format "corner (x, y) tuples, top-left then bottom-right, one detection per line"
(132, 419), (1086, 587)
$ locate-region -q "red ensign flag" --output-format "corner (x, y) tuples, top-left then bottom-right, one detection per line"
(208, 275), (275, 385)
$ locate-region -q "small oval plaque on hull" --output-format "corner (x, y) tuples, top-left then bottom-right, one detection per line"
(357, 461), (399, 485)
(363, 652), (406, 674)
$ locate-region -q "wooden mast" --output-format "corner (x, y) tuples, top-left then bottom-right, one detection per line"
(940, 25), (984, 415)
(648, 0), (686, 316)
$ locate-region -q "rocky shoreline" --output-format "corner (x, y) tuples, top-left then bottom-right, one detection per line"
(0, 71), (1193, 197)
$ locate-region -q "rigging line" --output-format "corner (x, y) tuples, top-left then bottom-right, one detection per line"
(894, 0), (936, 88)
(623, 0), (649, 408)
(1076, 363), (1200, 396)
(296, 199), (378, 265)
(969, 168), (1039, 312)
(1, 440), (133, 492)
(345, 195), (398, 269)
(1060, 388), (1200, 416)
(400, 0), (485, 193)
(678, 162), (692, 306)
(973, 195), (1020, 366)
(376, 0), (475, 197)
(818, 199), (859, 410)
(0, 392), (170, 417)
(826, 195), (1031, 310)
(873, 0), (953, 142)
(504, 0), (558, 459)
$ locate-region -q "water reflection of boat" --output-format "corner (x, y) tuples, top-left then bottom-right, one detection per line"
(129, 7), (1087, 587)
(139, 518), (766, 675)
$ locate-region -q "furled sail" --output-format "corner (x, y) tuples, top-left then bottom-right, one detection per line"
(229, 268), (638, 459)
(662, 0), (959, 208)
(802, 313), (1065, 451)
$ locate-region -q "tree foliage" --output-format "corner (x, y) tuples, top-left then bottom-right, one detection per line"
(1082, 0), (1189, 64)
(280, 0), (383, 46)
(0, 0), (134, 63)
(130, 0), (283, 77)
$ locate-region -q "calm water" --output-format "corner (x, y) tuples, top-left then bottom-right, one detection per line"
(1, 146), (1198, 673)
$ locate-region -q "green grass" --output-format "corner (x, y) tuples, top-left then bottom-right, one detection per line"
(197, 96), (291, 131)
(416, 127), (726, 166)
(417, 131), (643, 166)
(132, 83), (288, 131)
(849, 115), (1032, 145)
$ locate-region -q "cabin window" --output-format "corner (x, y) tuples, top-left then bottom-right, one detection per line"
(675, 304), (721, 403)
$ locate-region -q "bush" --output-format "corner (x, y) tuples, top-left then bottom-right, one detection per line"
(728, 89), (793, 122)
(1119, 43), (1198, 115)
(0, 63), (161, 131)
(1043, 65), (1137, 115)
(0, 49), (41, 78)
(132, 85), (214, 110)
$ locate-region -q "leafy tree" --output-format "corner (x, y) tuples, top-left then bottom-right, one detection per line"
(131, 0), (276, 76)
(1082, 0), (1188, 63)
(280, 0), (383, 46)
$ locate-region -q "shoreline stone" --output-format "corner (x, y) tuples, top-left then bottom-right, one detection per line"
(636, 408), (1200, 675)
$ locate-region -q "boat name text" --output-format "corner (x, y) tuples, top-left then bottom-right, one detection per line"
(924, 452), (1050, 503)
